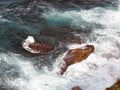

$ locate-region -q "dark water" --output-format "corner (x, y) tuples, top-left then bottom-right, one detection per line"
(0, 0), (120, 90)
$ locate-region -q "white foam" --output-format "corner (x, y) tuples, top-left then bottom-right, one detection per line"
(8, 56), (71, 90)
(64, 54), (120, 90)
(22, 36), (41, 53)
(41, 6), (120, 90)
(26, 36), (35, 43)
(66, 43), (94, 50)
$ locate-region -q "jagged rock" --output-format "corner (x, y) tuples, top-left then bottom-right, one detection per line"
(60, 45), (94, 75)
(71, 86), (82, 90)
(22, 36), (54, 54)
(106, 79), (120, 90)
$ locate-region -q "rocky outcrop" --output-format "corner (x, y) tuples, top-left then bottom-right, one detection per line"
(60, 45), (94, 75)
(71, 86), (82, 90)
(28, 42), (54, 54)
(106, 79), (120, 90)
(22, 36), (54, 54)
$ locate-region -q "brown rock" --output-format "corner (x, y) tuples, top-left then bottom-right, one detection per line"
(28, 42), (55, 54)
(60, 45), (94, 75)
(61, 37), (84, 44)
(106, 79), (120, 90)
(41, 26), (74, 40)
(71, 86), (82, 90)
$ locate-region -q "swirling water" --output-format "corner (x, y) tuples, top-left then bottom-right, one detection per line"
(0, 0), (120, 90)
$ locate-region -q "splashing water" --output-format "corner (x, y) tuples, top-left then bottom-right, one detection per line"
(0, 1), (120, 90)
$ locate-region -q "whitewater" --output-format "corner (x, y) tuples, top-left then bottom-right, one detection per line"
(0, 1), (120, 90)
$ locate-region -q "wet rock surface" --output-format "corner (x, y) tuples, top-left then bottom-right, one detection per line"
(106, 79), (120, 90)
(61, 36), (84, 44)
(71, 86), (82, 90)
(40, 26), (92, 44)
(28, 42), (55, 54)
(60, 45), (94, 75)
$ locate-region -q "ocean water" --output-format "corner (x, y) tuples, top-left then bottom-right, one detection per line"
(0, 0), (120, 90)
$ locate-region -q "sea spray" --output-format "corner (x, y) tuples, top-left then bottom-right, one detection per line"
(0, 0), (120, 90)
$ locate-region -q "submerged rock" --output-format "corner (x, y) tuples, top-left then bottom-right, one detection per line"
(71, 86), (82, 90)
(22, 36), (54, 54)
(106, 79), (120, 90)
(41, 26), (88, 45)
(61, 37), (84, 44)
(60, 45), (94, 75)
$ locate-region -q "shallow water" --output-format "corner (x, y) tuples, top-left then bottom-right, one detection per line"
(0, 0), (120, 90)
